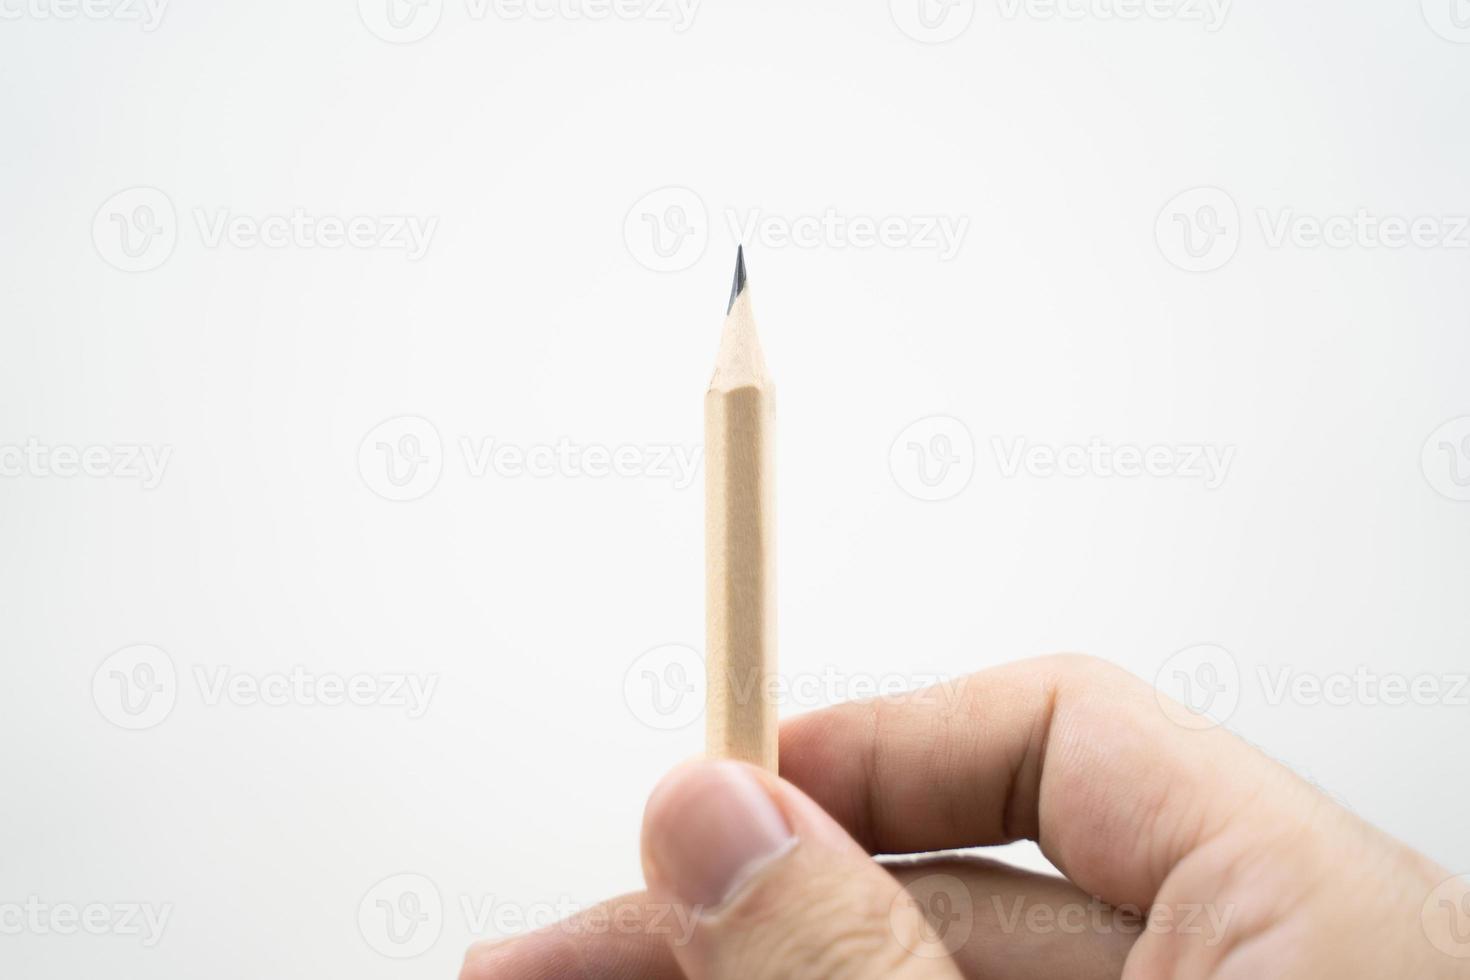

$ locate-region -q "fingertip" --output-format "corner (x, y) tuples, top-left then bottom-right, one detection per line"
(641, 760), (796, 911)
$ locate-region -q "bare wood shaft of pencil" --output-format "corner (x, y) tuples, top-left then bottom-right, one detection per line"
(705, 282), (777, 772)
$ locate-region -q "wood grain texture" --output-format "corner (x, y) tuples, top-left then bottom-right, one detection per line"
(705, 284), (777, 772)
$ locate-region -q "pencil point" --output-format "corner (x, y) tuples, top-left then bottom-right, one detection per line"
(727, 245), (748, 314)
(712, 244), (767, 390)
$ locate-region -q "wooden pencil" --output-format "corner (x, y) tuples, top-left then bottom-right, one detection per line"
(705, 246), (778, 772)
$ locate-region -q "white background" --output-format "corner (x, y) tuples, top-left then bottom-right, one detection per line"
(2, 0), (1469, 976)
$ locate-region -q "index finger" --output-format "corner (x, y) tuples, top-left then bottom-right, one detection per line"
(778, 654), (1305, 909)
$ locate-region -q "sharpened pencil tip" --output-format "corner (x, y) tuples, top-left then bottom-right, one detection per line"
(727, 245), (748, 314)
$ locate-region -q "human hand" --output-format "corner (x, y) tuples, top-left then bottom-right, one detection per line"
(462, 655), (1470, 978)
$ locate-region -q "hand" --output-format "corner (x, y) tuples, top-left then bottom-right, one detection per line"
(461, 655), (1470, 978)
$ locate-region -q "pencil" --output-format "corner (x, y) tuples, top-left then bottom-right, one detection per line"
(705, 246), (777, 772)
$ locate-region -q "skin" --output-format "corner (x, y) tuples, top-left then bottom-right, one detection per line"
(461, 655), (1470, 979)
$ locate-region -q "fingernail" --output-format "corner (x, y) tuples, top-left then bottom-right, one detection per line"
(645, 762), (797, 910)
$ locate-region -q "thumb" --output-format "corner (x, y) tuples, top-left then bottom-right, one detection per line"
(640, 760), (963, 980)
